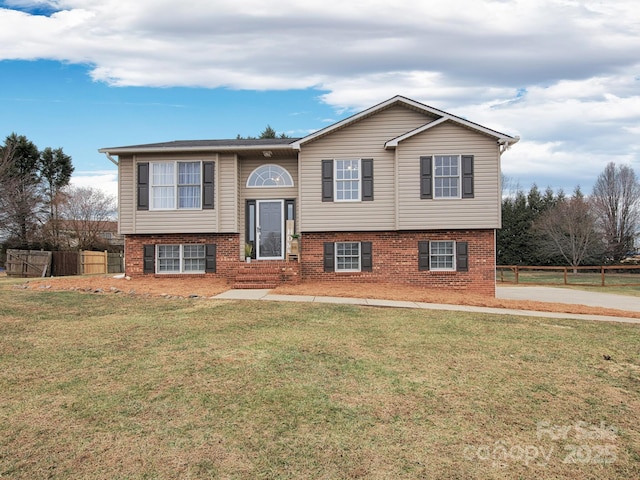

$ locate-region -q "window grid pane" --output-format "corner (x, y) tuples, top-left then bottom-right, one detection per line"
(152, 163), (174, 185)
(434, 155), (460, 198)
(336, 242), (360, 271)
(247, 165), (294, 187)
(430, 241), (455, 270)
(151, 162), (176, 209)
(335, 160), (360, 201)
(157, 245), (180, 272)
(178, 162), (201, 209)
(183, 244), (205, 272)
(152, 186), (175, 209)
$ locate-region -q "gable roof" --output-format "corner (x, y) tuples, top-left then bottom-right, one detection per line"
(99, 95), (519, 160)
(291, 95), (519, 150)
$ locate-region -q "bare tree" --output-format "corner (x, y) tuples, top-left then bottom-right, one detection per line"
(533, 188), (603, 271)
(591, 162), (640, 262)
(59, 186), (116, 251)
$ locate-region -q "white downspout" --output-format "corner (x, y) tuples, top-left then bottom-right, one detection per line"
(103, 152), (118, 166)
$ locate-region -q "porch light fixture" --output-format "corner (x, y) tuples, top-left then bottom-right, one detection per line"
(263, 150), (272, 157)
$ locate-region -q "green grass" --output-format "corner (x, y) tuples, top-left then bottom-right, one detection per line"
(1, 286), (639, 479)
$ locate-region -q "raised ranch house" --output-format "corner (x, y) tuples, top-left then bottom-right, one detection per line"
(100, 96), (518, 295)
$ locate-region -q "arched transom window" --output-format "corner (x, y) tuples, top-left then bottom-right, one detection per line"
(247, 164), (294, 188)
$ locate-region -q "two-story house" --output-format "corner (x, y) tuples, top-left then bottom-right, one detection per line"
(99, 96), (518, 295)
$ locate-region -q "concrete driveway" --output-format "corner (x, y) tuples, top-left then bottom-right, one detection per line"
(497, 286), (640, 312)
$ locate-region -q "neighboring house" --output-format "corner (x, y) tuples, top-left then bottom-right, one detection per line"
(52, 220), (124, 251)
(99, 96), (518, 295)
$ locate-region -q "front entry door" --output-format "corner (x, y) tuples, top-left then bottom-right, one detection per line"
(257, 200), (284, 259)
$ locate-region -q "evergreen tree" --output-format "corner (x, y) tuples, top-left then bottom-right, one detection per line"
(39, 147), (74, 248)
(0, 133), (42, 247)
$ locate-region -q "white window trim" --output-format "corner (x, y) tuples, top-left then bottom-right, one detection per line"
(246, 164), (294, 188)
(334, 159), (362, 202)
(433, 154), (461, 200)
(429, 240), (456, 271)
(150, 160), (203, 211)
(156, 244), (206, 274)
(335, 241), (361, 272)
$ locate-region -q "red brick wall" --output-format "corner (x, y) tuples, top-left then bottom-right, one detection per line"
(124, 229), (496, 295)
(299, 230), (496, 295)
(124, 233), (240, 280)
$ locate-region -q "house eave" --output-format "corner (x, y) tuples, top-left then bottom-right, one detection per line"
(98, 144), (298, 155)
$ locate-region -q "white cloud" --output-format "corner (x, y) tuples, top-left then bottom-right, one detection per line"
(71, 171), (118, 200)
(1, 0), (639, 191)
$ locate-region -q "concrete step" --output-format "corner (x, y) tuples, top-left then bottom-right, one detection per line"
(232, 282), (279, 289)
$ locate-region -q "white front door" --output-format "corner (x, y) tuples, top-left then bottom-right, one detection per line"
(256, 200), (284, 259)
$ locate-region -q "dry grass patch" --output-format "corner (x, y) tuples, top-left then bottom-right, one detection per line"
(1, 286), (639, 479)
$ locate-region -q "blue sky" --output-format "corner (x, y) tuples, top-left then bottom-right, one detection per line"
(1, 0), (639, 198)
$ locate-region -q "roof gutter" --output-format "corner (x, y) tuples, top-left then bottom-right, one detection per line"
(498, 136), (520, 155)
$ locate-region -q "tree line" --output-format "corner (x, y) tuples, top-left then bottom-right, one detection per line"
(0, 133), (116, 252)
(498, 162), (640, 268)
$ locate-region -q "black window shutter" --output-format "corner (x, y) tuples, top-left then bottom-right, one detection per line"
(418, 241), (430, 271)
(462, 155), (474, 198)
(205, 244), (217, 273)
(323, 242), (335, 272)
(362, 159), (374, 201)
(143, 244), (155, 273)
(202, 161), (215, 209)
(321, 160), (333, 202)
(361, 241), (372, 271)
(137, 162), (149, 210)
(420, 156), (432, 199)
(456, 241), (469, 271)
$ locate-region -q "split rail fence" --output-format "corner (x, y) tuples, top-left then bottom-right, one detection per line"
(497, 265), (640, 287)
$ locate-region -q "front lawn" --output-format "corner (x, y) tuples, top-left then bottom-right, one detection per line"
(1, 288), (638, 479)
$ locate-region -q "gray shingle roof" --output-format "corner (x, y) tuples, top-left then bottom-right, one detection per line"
(101, 138), (300, 151)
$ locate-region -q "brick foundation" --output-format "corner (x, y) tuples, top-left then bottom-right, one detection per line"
(124, 229), (496, 296)
(299, 230), (496, 296)
(124, 233), (240, 281)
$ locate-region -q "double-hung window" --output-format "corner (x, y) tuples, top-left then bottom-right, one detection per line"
(322, 159), (373, 202)
(434, 155), (460, 199)
(420, 155), (473, 200)
(336, 242), (361, 271)
(323, 241), (372, 272)
(335, 159), (361, 201)
(151, 161), (201, 210)
(178, 162), (201, 208)
(430, 241), (455, 270)
(418, 240), (468, 272)
(157, 244), (205, 273)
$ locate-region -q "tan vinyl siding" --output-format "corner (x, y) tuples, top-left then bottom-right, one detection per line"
(397, 121), (501, 229)
(299, 105), (432, 232)
(218, 153), (237, 232)
(128, 153), (219, 234)
(118, 155), (134, 234)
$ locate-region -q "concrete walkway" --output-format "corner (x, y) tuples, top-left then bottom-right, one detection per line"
(213, 288), (640, 325)
(497, 285), (640, 312)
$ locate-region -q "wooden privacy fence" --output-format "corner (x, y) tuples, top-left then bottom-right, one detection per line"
(497, 265), (640, 287)
(51, 251), (80, 276)
(5, 250), (52, 277)
(5, 250), (124, 277)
